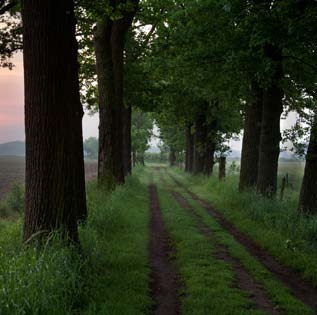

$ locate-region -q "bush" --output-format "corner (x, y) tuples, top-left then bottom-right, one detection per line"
(0, 183), (24, 218)
(7, 183), (24, 213)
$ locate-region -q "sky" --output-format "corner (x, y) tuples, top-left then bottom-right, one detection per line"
(0, 53), (296, 150)
(0, 53), (99, 144)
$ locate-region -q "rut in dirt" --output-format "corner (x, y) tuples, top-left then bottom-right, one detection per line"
(148, 183), (181, 315)
(171, 190), (280, 315)
(168, 172), (317, 313)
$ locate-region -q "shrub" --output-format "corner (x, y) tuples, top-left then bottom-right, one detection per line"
(0, 183), (24, 218)
(7, 183), (24, 213)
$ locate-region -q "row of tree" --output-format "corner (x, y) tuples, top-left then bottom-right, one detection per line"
(0, 0), (316, 245)
(147, 0), (316, 214)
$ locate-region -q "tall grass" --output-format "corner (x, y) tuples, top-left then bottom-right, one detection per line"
(79, 169), (151, 314)
(0, 223), (84, 315)
(0, 167), (150, 314)
(203, 175), (317, 252)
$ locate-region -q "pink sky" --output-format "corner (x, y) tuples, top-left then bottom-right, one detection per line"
(0, 53), (99, 144)
(0, 53), (24, 143)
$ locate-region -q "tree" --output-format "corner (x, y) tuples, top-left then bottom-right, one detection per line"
(77, 0), (171, 185)
(0, 1), (22, 68)
(256, 44), (284, 196)
(185, 125), (194, 173)
(0, 0), (17, 15)
(154, 110), (186, 168)
(131, 110), (153, 166)
(92, 1), (139, 190)
(239, 84), (263, 191)
(22, 0), (87, 243)
(298, 106), (317, 214)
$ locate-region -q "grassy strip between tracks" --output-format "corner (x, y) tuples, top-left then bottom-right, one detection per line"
(151, 169), (268, 315)
(160, 171), (311, 315)
(168, 167), (317, 288)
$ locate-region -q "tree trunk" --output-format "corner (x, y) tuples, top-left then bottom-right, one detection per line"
(298, 108), (317, 214)
(203, 118), (217, 177)
(219, 157), (226, 180)
(239, 83), (263, 191)
(94, 19), (123, 190)
(194, 112), (217, 176)
(185, 127), (190, 172)
(22, 0), (86, 243)
(122, 105), (132, 175)
(204, 141), (216, 176)
(193, 114), (207, 175)
(94, 2), (138, 190)
(185, 125), (194, 173)
(140, 153), (145, 166)
(132, 148), (136, 167)
(169, 149), (176, 167)
(257, 45), (284, 196)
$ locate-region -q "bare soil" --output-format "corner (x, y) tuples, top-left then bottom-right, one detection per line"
(0, 156), (97, 201)
(149, 183), (181, 315)
(0, 156), (25, 201)
(169, 173), (317, 313)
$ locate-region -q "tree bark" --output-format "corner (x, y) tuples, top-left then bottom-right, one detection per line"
(132, 148), (136, 167)
(204, 141), (216, 176)
(185, 125), (194, 173)
(219, 157), (226, 180)
(22, 0), (87, 243)
(257, 45), (284, 196)
(122, 105), (132, 175)
(298, 108), (317, 214)
(94, 1), (138, 190)
(169, 149), (176, 167)
(239, 83), (263, 191)
(94, 19), (123, 190)
(193, 114), (207, 175)
(193, 111), (217, 176)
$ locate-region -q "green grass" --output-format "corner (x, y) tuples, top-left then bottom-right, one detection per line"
(0, 167), (152, 315)
(160, 172), (311, 314)
(0, 223), (84, 315)
(80, 168), (151, 314)
(150, 169), (268, 315)
(168, 167), (317, 287)
(0, 163), (314, 314)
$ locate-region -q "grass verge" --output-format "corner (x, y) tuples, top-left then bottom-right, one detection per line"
(168, 167), (317, 287)
(0, 167), (151, 315)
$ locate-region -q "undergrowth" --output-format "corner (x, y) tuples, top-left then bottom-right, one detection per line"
(0, 183), (24, 218)
(0, 167), (151, 315)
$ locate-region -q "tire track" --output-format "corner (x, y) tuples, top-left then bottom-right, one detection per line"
(171, 189), (280, 315)
(149, 183), (181, 315)
(168, 172), (317, 314)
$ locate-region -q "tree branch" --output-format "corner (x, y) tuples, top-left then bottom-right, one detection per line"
(0, 0), (18, 15)
(284, 55), (317, 71)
